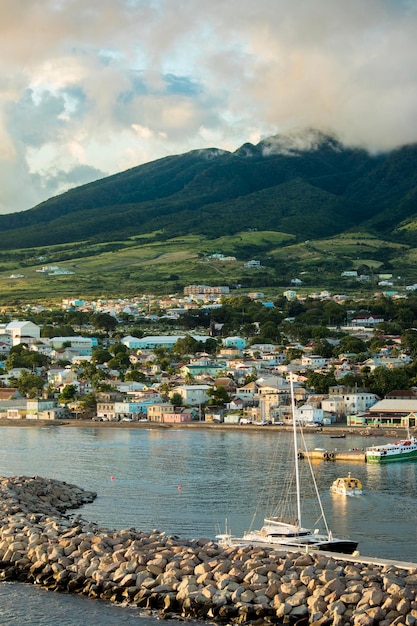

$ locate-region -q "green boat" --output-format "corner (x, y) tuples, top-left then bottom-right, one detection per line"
(366, 437), (417, 463)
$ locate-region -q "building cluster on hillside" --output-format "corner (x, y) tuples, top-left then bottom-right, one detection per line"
(1, 310), (417, 430)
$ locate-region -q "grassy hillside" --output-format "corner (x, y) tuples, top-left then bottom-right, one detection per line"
(0, 230), (415, 305)
(0, 130), (416, 302)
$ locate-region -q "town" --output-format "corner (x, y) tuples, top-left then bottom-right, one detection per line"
(1, 284), (417, 431)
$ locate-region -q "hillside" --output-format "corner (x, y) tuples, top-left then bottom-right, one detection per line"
(2, 129), (417, 250)
(1, 129), (417, 302)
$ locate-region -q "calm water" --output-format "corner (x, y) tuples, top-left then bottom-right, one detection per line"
(0, 426), (416, 625)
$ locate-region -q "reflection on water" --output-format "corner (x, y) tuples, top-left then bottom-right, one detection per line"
(0, 427), (416, 562)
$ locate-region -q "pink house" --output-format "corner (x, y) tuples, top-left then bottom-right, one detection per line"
(162, 409), (194, 423)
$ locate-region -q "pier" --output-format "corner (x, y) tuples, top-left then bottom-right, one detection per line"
(298, 448), (367, 462)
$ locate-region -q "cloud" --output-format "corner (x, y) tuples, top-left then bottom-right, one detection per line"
(0, 0), (416, 213)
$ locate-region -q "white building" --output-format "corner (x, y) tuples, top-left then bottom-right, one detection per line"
(168, 385), (211, 407)
(328, 387), (379, 414)
(48, 336), (93, 356)
(301, 354), (327, 369)
(295, 404), (324, 425)
(5, 320), (41, 346)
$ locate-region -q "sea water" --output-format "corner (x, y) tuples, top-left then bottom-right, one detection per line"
(0, 426), (416, 625)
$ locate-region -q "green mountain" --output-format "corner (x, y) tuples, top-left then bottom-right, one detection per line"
(1, 128), (417, 305)
(2, 129), (417, 251)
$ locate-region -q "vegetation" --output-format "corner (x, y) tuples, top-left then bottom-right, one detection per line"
(3, 291), (417, 401)
(0, 133), (416, 303)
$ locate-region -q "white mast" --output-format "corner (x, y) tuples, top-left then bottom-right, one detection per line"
(290, 372), (302, 527)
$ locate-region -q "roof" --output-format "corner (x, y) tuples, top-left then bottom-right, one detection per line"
(368, 399), (417, 413)
(6, 320), (36, 329)
(0, 388), (22, 401)
(385, 389), (417, 399)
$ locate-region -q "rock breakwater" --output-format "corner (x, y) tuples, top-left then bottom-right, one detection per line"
(1, 476), (417, 625)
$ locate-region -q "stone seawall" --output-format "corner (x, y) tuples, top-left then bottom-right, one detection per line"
(1, 476), (417, 625)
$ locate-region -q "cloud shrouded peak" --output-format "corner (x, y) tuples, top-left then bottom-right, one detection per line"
(0, 0), (416, 214)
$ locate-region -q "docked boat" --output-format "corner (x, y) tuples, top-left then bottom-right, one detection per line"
(216, 375), (358, 555)
(366, 436), (417, 463)
(330, 473), (363, 496)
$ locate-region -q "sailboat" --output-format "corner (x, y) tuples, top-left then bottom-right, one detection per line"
(217, 374), (358, 555)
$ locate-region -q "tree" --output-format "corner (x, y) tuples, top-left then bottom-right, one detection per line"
(338, 373), (364, 388)
(125, 370), (147, 382)
(285, 348), (303, 363)
(337, 335), (368, 355)
(173, 335), (200, 358)
(58, 384), (78, 405)
(107, 352), (131, 370)
(367, 366), (410, 397)
(311, 339), (334, 358)
(306, 370), (337, 394)
(257, 321), (281, 343)
(206, 385), (231, 407)
(12, 371), (45, 398)
(78, 392), (97, 418)
(109, 343), (129, 356)
(91, 312), (118, 333)
(76, 362), (105, 390)
(92, 348), (112, 364)
(243, 373), (257, 385)
(170, 392), (183, 407)
(202, 337), (219, 355)
(401, 330), (417, 358)
(5, 345), (49, 371)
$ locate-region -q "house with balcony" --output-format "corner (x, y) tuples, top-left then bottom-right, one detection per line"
(147, 403), (171, 422)
(301, 354), (328, 369)
(348, 398), (417, 428)
(326, 386), (379, 415)
(114, 400), (152, 420)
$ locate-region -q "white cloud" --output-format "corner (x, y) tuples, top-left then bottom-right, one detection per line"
(0, 0), (416, 213)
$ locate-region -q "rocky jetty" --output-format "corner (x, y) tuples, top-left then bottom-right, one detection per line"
(1, 476), (417, 625)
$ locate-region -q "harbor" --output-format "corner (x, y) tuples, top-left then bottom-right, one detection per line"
(2, 424), (417, 624)
(1, 475), (417, 626)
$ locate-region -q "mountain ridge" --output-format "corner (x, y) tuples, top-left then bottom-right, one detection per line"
(1, 130), (416, 250)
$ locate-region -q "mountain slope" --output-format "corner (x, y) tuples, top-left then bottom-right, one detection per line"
(0, 130), (416, 250)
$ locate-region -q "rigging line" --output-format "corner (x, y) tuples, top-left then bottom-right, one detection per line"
(298, 424), (331, 536)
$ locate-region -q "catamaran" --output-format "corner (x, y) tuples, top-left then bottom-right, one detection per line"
(217, 374), (358, 554)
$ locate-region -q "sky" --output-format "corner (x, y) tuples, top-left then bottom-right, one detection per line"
(1, 0), (417, 215)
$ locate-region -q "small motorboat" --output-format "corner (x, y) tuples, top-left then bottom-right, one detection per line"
(330, 472), (363, 496)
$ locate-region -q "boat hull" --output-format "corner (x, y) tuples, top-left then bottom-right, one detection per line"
(365, 437), (417, 463)
(315, 539), (358, 554)
(366, 450), (417, 463)
(218, 534), (358, 555)
(330, 487), (362, 496)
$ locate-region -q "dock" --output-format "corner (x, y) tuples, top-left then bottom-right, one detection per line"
(299, 448), (366, 462)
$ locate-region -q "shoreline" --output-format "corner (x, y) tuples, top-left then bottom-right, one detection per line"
(0, 418), (408, 438)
